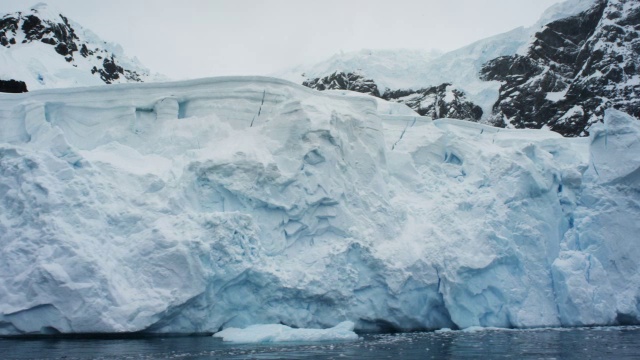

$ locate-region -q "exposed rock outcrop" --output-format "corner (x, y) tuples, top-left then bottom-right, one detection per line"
(481, 0), (639, 136)
(303, 72), (483, 121)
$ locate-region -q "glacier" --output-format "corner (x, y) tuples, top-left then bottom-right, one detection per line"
(0, 76), (639, 335)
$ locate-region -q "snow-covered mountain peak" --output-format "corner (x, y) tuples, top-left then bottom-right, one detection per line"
(276, 48), (444, 91)
(25, 2), (62, 19)
(0, 2), (164, 92)
(277, 1), (601, 121)
(534, 0), (599, 28)
(280, 0), (638, 136)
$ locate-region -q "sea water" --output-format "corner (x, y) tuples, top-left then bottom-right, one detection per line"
(2, 326), (640, 359)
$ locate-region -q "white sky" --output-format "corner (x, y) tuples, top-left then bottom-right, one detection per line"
(2, 0), (562, 80)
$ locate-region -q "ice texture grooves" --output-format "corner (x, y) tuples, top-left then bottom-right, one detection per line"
(0, 76), (639, 335)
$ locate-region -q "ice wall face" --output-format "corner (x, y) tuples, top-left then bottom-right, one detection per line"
(552, 109), (640, 326)
(0, 77), (639, 335)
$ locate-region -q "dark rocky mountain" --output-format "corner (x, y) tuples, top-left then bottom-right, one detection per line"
(0, 79), (28, 93)
(303, 71), (483, 121)
(1, 7), (79, 60)
(303, 71), (382, 97)
(297, 0), (639, 136)
(0, 3), (160, 92)
(481, 0), (639, 136)
(382, 84), (483, 120)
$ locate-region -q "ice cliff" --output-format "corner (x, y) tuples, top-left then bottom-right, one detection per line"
(0, 77), (639, 335)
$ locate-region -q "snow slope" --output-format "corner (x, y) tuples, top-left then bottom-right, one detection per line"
(277, 49), (444, 91)
(0, 76), (639, 335)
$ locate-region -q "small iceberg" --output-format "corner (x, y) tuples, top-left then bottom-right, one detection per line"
(213, 321), (359, 343)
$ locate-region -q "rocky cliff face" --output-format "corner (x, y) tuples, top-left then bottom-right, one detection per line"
(0, 79), (28, 93)
(0, 3), (160, 91)
(303, 72), (483, 121)
(481, 0), (639, 136)
(303, 71), (382, 97)
(382, 84), (483, 120)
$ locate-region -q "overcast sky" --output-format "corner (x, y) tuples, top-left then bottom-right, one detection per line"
(3, 0), (562, 80)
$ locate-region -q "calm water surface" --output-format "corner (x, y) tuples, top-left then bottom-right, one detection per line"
(2, 326), (639, 359)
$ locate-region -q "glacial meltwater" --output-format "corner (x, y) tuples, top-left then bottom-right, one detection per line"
(2, 326), (640, 359)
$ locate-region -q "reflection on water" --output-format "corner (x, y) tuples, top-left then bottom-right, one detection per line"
(2, 326), (640, 359)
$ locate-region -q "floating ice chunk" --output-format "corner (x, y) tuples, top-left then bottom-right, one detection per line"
(213, 321), (358, 343)
(461, 326), (505, 333)
(434, 328), (453, 333)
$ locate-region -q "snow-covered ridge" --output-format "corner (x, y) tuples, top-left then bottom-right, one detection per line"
(276, 49), (444, 92)
(1, 76), (639, 335)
